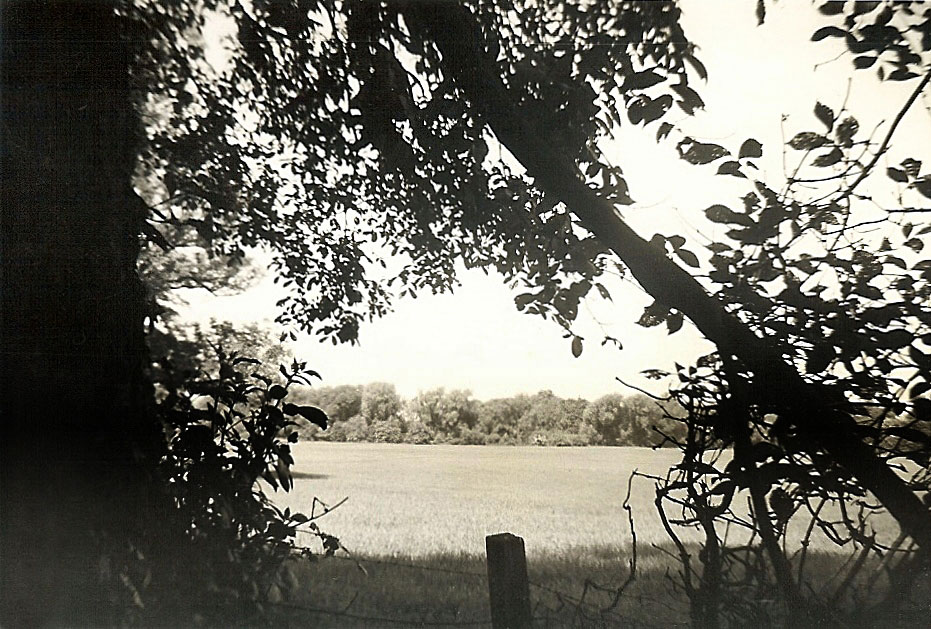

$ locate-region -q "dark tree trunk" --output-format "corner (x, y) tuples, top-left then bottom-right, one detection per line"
(1, 2), (158, 625)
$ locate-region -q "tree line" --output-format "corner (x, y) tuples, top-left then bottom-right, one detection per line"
(289, 383), (685, 447)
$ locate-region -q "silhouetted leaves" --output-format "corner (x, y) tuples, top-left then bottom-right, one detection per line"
(901, 158), (922, 178)
(672, 83), (704, 114)
(913, 176), (931, 199)
(666, 310), (684, 334)
(812, 147), (843, 167)
(812, 25), (846, 40)
(571, 336), (583, 358)
(789, 132), (829, 150)
(756, 0), (766, 25)
(282, 403), (329, 429)
(706, 204), (752, 226)
(739, 138), (763, 159)
(814, 102), (835, 130)
(678, 139), (729, 165)
(624, 69), (666, 90)
(887, 167), (909, 183)
(818, 2), (846, 17)
(637, 301), (669, 328)
(835, 116), (859, 146)
(675, 248), (700, 268)
(717, 161), (745, 178)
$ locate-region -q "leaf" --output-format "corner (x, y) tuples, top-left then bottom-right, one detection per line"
(571, 336), (583, 358)
(624, 69), (665, 91)
(812, 147), (842, 167)
(679, 140), (729, 165)
(739, 138), (763, 159)
(627, 98), (645, 125)
(904, 238), (924, 253)
(666, 235), (685, 251)
(887, 167), (909, 183)
(282, 404), (329, 429)
(671, 83), (704, 114)
(835, 117), (859, 146)
(676, 248), (700, 268)
(641, 368), (669, 380)
(789, 132), (829, 150)
(276, 457), (292, 491)
(818, 2), (846, 16)
(756, 0), (766, 25)
(637, 302), (669, 328)
(854, 284), (883, 300)
(814, 102), (835, 131)
(656, 122), (674, 142)
(685, 54), (707, 81)
(885, 255), (907, 269)
(666, 311), (684, 334)
(901, 158), (922, 178)
(641, 94), (674, 123)
(812, 26), (846, 40)
(912, 176), (931, 200)
(269, 384), (288, 399)
(853, 55), (877, 69)
(514, 293), (535, 311)
(888, 68), (918, 81)
(705, 204), (752, 226)
(717, 160), (746, 178)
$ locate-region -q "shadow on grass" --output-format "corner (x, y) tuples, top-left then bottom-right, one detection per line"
(269, 544), (930, 628)
(274, 545), (687, 628)
(290, 471), (331, 480)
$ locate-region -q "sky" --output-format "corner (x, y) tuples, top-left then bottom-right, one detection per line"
(177, 1), (931, 401)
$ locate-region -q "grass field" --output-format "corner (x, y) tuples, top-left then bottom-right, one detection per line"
(278, 443), (684, 556)
(268, 443), (927, 627)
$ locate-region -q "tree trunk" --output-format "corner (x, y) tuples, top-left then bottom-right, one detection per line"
(402, 3), (931, 550)
(1, 2), (158, 625)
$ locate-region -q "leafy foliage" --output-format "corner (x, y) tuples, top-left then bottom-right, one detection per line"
(131, 0), (704, 343)
(141, 347), (335, 624)
(631, 2), (931, 623)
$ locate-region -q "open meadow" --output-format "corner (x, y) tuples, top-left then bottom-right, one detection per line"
(270, 443), (926, 627)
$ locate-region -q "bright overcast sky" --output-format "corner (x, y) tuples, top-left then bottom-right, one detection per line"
(177, 1), (931, 401)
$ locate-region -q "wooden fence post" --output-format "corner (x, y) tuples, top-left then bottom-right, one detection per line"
(485, 532), (532, 629)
